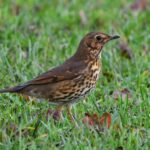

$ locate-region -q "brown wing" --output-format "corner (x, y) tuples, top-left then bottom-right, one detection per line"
(4, 58), (86, 93)
(26, 69), (79, 85)
(26, 59), (86, 85)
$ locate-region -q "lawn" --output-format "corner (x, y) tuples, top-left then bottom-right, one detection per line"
(0, 0), (149, 149)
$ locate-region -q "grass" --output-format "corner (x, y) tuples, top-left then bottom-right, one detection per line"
(0, 0), (149, 149)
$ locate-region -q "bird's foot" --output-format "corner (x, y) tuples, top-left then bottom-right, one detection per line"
(46, 105), (63, 121)
(66, 104), (78, 128)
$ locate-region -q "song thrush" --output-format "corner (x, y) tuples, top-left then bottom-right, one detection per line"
(0, 32), (119, 123)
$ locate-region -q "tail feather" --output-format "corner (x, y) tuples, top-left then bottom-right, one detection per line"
(0, 85), (26, 93)
(0, 88), (14, 93)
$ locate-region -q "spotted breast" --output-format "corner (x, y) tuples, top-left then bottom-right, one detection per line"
(79, 58), (101, 96)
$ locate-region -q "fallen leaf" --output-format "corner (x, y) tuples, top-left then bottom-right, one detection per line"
(113, 90), (121, 100)
(82, 112), (112, 131)
(113, 88), (132, 100)
(130, 0), (148, 11)
(121, 88), (132, 99)
(79, 10), (88, 26)
(82, 113), (95, 126)
(119, 42), (133, 59)
(99, 112), (112, 128)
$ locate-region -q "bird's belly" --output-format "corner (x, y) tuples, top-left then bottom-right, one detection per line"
(49, 85), (94, 105)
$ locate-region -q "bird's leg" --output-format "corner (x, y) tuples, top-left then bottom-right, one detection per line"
(66, 104), (78, 127)
(54, 105), (63, 120)
(46, 105), (63, 121)
(20, 94), (30, 101)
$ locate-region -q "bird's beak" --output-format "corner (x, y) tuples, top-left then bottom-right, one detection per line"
(109, 35), (120, 40)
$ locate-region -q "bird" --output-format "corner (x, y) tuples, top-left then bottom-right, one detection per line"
(0, 32), (119, 123)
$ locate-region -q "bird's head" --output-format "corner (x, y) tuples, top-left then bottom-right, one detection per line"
(75, 32), (120, 59)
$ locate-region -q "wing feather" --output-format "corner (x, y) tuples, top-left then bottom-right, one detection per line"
(24, 59), (86, 86)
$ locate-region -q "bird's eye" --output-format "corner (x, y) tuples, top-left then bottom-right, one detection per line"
(95, 35), (103, 42)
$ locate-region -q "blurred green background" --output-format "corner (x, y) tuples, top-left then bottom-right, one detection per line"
(0, 0), (149, 149)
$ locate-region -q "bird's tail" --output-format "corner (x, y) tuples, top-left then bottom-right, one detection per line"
(0, 85), (25, 93)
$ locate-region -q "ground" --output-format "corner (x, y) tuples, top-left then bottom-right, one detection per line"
(0, 0), (149, 149)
